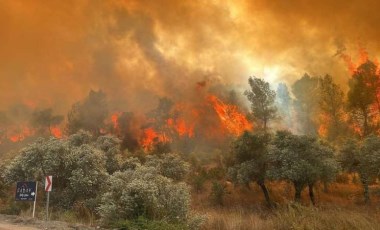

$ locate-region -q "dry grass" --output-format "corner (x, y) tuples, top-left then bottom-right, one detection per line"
(193, 179), (380, 230)
(199, 207), (272, 230)
(198, 204), (380, 230)
(272, 204), (380, 230)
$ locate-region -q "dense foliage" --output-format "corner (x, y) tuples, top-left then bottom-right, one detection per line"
(228, 131), (272, 205)
(268, 131), (339, 204)
(340, 135), (380, 203)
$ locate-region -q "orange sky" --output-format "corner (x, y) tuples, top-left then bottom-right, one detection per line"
(1, 0), (379, 114)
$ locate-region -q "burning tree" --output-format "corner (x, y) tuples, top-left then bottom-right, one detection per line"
(146, 97), (174, 140)
(318, 75), (346, 141)
(347, 61), (380, 137)
(208, 95), (253, 136)
(30, 108), (63, 137)
(244, 76), (277, 132)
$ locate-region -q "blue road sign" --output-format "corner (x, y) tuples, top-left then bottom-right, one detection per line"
(15, 181), (36, 201)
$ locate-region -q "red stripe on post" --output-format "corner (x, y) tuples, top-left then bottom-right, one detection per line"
(45, 176), (52, 192)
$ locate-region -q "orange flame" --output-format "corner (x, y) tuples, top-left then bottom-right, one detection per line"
(167, 118), (194, 137)
(318, 113), (330, 138)
(51, 126), (62, 138)
(139, 127), (169, 151)
(9, 126), (34, 142)
(340, 53), (356, 75)
(340, 46), (370, 75)
(318, 125), (328, 138)
(111, 112), (121, 130)
(207, 95), (252, 135)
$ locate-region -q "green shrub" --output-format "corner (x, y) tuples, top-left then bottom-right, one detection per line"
(207, 167), (225, 180)
(192, 175), (206, 193)
(98, 165), (190, 225)
(210, 181), (227, 206)
(145, 153), (190, 181)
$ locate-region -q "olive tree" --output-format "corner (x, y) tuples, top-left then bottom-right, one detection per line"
(268, 131), (339, 205)
(95, 135), (123, 174)
(145, 153), (190, 181)
(227, 131), (272, 205)
(3, 133), (108, 210)
(98, 154), (193, 226)
(340, 135), (380, 203)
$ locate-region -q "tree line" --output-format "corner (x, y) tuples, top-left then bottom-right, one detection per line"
(228, 60), (380, 206)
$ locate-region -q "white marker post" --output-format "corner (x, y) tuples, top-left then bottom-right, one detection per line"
(45, 176), (52, 221)
(32, 181), (38, 218)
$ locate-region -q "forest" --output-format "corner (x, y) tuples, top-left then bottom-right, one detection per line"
(1, 57), (380, 229)
(2, 0), (380, 229)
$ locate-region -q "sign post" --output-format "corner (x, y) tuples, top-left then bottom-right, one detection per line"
(32, 182), (38, 218)
(15, 181), (37, 218)
(45, 176), (52, 221)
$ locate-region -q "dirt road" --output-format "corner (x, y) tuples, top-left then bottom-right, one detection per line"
(0, 223), (39, 230)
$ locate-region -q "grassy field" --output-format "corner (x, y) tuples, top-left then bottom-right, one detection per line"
(193, 180), (380, 230)
(198, 204), (380, 230)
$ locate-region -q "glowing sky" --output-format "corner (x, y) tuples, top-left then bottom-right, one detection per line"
(1, 0), (379, 113)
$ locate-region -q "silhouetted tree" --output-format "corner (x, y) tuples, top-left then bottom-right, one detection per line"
(147, 97), (174, 142)
(244, 77), (277, 131)
(117, 112), (139, 152)
(347, 61), (379, 137)
(319, 75), (345, 141)
(66, 90), (108, 136)
(30, 108), (63, 135)
(292, 74), (320, 135)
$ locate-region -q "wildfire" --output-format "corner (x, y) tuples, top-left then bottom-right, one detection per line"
(340, 45), (369, 75)
(207, 95), (252, 136)
(167, 118), (194, 138)
(318, 113), (330, 138)
(318, 125), (328, 138)
(111, 112), (121, 130)
(8, 126), (34, 142)
(51, 126), (62, 138)
(340, 53), (356, 75)
(139, 127), (168, 150)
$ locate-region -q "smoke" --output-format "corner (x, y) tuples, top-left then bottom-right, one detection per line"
(1, 0), (380, 118)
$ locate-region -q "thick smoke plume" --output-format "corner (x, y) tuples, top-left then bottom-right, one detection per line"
(2, 0), (380, 113)
(1, 0), (380, 151)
